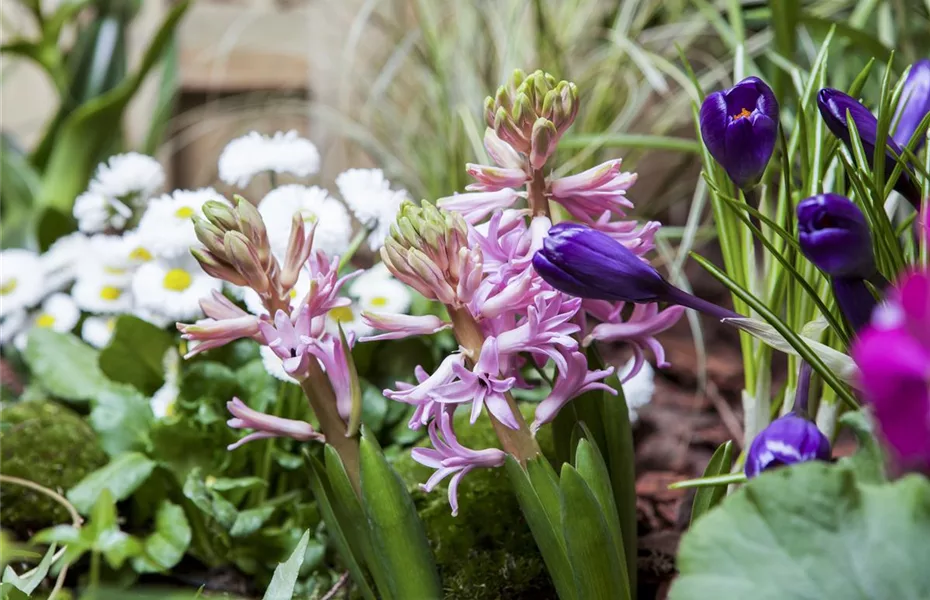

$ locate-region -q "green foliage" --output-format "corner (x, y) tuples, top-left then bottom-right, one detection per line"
(99, 316), (175, 396)
(0, 401), (108, 536)
(67, 452), (156, 515)
(671, 463), (930, 600)
(263, 530), (310, 600)
(689, 440), (735, 524)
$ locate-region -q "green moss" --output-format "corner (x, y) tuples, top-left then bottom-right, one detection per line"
(0, 402), (108, 537)
(391, 405), (558, 600)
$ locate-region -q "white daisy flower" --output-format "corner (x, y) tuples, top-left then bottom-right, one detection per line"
(325, 302), (373, 338)
(150, 348), (180, 419)
(73, 190), (131, 233)
(42, 232), (90, 292)
(0, 311), (27, 345)
(242, 267), (311, 316)
(351, 269), (411, 315)
(132, 307), (174, 329)
(13, 293), (81, 351)
(131, 255), (221, 321)
(1, 249), (44, 317)
(137, 188), (228, 258)
(218, 130), (321, 188)
(258, 185), (352, 257)
(82, 316), (116, 349)
(260, 345), (298, 384)
(72, 275), (133, 314)
(621, 359), (655, 424)
(77, 235), (136, 285)
(120, 230), (158, 267)
(89, 153), (164, 206)
(335, 168), (407, 251)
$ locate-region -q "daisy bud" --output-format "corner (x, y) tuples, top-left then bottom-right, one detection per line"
(529, 118), (559, 170)
(892, 59), (930, 150)
(225, 231), (270, 295)
(745, 414), (831, 478)
(817, 88), (921, 207)
(699, 76), (779, 189)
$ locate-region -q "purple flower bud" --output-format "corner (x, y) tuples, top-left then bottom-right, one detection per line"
(892, 59), (930, 150)
(745, 414), (831, 478)
(533, 222), (670, 303)
(817, 88), (921, 206)
(797, 193), (875, 278)
(699, 76), (779, 189)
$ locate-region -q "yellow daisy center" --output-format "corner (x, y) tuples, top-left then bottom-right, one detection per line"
(163, 268), (193, 292)
(174, 206), (195, 219)
(36, 314), (55, 328)
(329, 306), (355, 323)
(129, 246), (153, 262)
(100, 286), (123, 301)
(0, 278), (16, 296)
(369, 296), (388, 307)
(165, 401), (177, 417)
(104, 266), (126, 275)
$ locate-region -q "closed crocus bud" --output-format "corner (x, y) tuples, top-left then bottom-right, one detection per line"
(797, 193), (875, 278)
(745, 414), (832, 478)
(699, 76), (779, 189)
(892, 59), (930, 150)
(817, 88), (921, 207)
(533, 222), (670, 303)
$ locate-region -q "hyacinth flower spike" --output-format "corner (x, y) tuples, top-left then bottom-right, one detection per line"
(533, 222), (740, 321)
(817, 88), (922, 208)
(699, 76), (779, 189)
(745, 362), (831, 478)
(796, 193), (881, 332)
(852, 269), (930, 475)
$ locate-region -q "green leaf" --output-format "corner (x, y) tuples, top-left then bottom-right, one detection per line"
(24, 329), (109, 402)
(131, 501), (192, 573)
(67, 452), (156, 514)
(2, 543), (58, 594)
(339, 324), (363, 437)
(0, 582), (31, 600)
(89, 384), (154, 456)
(143, 35), (179, 154)
(98, 529), (143, 569)
(690, 440), (735, 523)
(230, 505), (276, 538)
(99, 316), (175, 396)
(560, 465), (630, 600)
(263, 529), (310, 600)
(32, 525), (83, 547)
(359, 437), (441, 599)
(207, 476), (266, 492)
(838, 411), (886, 483)
(505, 456), (576, 600)
(182, 470), (238, 530)
(671, 463), (930, 600)
(35, 0), (191, 215)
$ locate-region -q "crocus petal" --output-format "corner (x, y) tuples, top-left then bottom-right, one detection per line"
(892, 59), (930, 149)
(745, 414), (831, 478)
(797, 193), (876, 278)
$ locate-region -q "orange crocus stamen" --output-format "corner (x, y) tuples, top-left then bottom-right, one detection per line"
(733, 107), (752, 120)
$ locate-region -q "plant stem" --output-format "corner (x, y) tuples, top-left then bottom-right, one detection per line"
(448, 307), (541, 463)
(89, 550), (101, 598)
(527, 168), (549, 218)
(300, 364), (361, 493)
(339, 226), (374, 272)
(256, 383), (288, 504)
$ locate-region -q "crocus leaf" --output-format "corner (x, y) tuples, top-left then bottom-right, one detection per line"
(507, 456), (577, 600)
(690, 440), (735, 523)
(99, 315), (175, 396)
(671, 463), (930, 600)
(263, 529), (310, 600)
(131, 501), (192, 573)
(304, 450), (377, 600)
(67, 452), (156, 514)
(359, 437), (441, 600)
(560, 464), (630, 600)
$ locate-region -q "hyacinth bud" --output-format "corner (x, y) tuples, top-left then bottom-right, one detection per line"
(191, 247), (247, 287)
(202, 200), (239, 232)
(381, 201), (475, 307)
(281, 213), (315, 290)
(530, 118), (559, 170)
(744, 414), (831, 478)
(484, 69), (578, 159)
(225, 231), (271, 294)
(234, 196), (272, 270)
(192, 216), (227, 258)
(700, 76), (779, 189)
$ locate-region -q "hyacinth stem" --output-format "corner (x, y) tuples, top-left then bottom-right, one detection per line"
(527, 168), (550, 217)
(449, 307), (542, 463)
(300, 363), (361, 493)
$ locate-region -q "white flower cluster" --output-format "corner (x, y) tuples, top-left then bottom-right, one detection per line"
(335, 168), (409, 250)
(218, 130), (321, 188)
(73, 153), (165, 233)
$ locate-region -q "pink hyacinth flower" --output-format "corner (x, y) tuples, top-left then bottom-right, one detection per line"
(584, 302), (685, 382)
(532, 350), (615, 433)
(259, 305), (313, 378)
(301, 251), (360, 318)
(548, 159), (638, 220)
(385, 353), (467, 429)
(178, 290), (262, 358)
(359, 312), (452, 342)
(495, 291), (582, 374)
(226, 397), (324, 450)
(465, 164), (530, 192)
(437, 189), (521, 225)
(411, 411), (507, 516)
(304, 332), (355, 422)
(852, 269), (930, 473)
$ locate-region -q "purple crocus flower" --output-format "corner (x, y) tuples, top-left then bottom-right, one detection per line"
(852, 269), (930, 474)
(699, 76), (779, 189)
(411, 411), (507, 516)
(744, 413), (832, 478)
(892, 59), (930, 150)
(797, 193), (878, 331)
(533, 223), (738, 321)
(817, 88), (921, 207)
